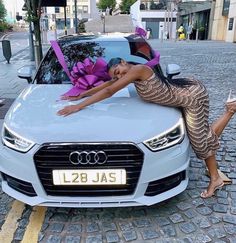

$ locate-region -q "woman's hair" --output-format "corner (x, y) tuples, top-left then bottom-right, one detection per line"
(107, 57), (139, 70)
(156, 71), (195, 88)
(107, 57), (122, 70)
(107, 57), (195, 87)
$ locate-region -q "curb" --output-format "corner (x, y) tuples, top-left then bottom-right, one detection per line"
(0, 33), (10, 41)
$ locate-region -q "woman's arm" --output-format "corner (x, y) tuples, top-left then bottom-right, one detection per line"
(81, 80), (115, 97)
(61, 79), (116, 101)
(57, 65), (144, 116)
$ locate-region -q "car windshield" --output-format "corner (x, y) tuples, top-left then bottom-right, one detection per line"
(34, 38), (154, 84)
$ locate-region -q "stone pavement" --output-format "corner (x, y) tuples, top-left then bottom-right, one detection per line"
(0, 40), (236, 242)
(0, 47), (33, 123)
(0, 43), (49, 118)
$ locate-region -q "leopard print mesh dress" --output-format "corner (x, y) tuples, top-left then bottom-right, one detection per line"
(134, 73), (219, 160)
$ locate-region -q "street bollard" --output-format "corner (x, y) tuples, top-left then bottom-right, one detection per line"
(2, 40), (12, 64)
(196, 29), (199, 42)
(161, 30), (163, 43)
(187, 34), (190, 42)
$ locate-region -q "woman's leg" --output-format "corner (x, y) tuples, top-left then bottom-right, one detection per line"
(211, 110), (234, 137)
(201, 106), (235, 198)
(181, 82), (236, 198)
(201, 155), (224, 198)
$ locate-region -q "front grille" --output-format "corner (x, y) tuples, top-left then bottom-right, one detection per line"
(145, 171), (186, 196)
(2, 173), (37, 197)
(34, 143), (144, 196)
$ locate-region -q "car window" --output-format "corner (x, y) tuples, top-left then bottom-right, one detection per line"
(34, 39), (157, 84)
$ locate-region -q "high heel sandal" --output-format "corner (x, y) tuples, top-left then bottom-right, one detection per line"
(226, 89), (236, 114)
(200, 182), (225, 199)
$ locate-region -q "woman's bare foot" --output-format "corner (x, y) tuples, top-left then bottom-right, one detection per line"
(200, 177), (224, 198)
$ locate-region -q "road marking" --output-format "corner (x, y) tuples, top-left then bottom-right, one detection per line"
(21, 206), (47, 243)
(0, 200), (25, 243)
(192, 53), (206, 56)
(222, 52), (235, 54)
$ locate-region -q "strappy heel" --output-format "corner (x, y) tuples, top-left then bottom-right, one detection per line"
(226, 89), (236, 114)
(200, 182), (225, 198)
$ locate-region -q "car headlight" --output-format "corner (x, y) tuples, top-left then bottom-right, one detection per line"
(143, 118), (185, 151)
(2, 124), (35, 152)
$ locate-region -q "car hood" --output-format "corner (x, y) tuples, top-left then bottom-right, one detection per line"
(4, 85), (182, 144)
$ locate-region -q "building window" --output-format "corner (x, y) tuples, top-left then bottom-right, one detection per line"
(83, 6), (88, 13)
(77, 5), (88, 14)
(222, 0), (230, 16)
(55, 7), (60, 13)
(73, 4), (88, 14)
(228, 18), (234, 30)
(78, 6), (83, 13)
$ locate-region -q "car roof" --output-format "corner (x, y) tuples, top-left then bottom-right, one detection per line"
(57, 34), (142, 44)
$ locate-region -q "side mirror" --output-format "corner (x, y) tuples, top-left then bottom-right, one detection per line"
(17, 65), (36, 83)
(166, 64), (181, 79)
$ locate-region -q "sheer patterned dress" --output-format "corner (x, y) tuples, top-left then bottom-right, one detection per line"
(134, 73), (219, 160)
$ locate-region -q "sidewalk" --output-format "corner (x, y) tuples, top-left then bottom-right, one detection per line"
(0, 57), (30, 122)
(0, 59), (31, 97)
(0, 28), (72, 121)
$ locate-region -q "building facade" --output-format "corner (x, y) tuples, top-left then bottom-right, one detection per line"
(44, 0), (99, 30)
(177, 0), (236, 42)
(139, 0), (178, 39)
(177, 0), (213, 40)
(3, 0), (99, 30)
(211, 0), (236, 42)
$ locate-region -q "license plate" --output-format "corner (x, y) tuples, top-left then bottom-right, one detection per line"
(52, 169), (126, 185)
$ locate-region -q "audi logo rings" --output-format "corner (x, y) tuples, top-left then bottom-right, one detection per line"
(69, 151), (108, 165)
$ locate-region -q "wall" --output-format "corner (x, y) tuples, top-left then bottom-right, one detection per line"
(211, 0), (228, 40)
(90, 0), (100, 19)
(48, 0), (100, 29)
(225, 0), (236, 42)
(140, 11), (177, 39)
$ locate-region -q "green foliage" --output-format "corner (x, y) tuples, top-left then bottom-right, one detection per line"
(24, 0), (42, 23)
(97, 0), (116, 11)
(119, 0), (136, 13)
(199, 26), (205, 32)
(0, 0), (12, 33)
(0, 0), (7, 21)
(25, 11), (39, 23)
(24, 0), (43, 62)
(0, 22), (13, 32)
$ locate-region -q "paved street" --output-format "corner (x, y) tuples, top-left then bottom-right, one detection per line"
(0, 39), (236, 243)
(0, 31), (29, 61)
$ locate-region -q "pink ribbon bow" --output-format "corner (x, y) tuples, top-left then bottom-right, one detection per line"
(62, 57), (111, 97)
(50, 40), (160, 98)
(135, 26), (147, 38)
(145, 50), (160, 67)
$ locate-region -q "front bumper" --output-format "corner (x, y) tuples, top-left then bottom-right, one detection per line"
(0, 138), (190, 208)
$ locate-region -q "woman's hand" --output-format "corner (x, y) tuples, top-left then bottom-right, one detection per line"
(57, 105), (81, 116)
(60, 95), (83, 101)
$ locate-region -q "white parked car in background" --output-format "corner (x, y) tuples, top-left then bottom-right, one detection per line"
(0, 34), (190, 207)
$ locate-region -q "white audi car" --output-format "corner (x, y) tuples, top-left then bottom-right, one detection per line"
(0, 34), (190, 207)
